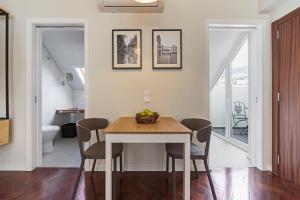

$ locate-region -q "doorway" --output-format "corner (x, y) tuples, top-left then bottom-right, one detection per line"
(208, 22), (264, 168)
(26, 20), (89, 169)
(209, 27), (251, 150)
(38, 27), (85, 167)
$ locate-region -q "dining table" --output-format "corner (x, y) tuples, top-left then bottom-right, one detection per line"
(104, 117), (192, 200)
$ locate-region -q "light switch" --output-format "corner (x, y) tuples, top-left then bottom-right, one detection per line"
(144, 90), (151, 103)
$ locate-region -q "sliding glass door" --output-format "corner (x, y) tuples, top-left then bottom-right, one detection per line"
(210, 35), (249, 150)
(230, 38), (249, 144)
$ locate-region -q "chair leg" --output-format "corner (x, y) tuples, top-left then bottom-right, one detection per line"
(114, 157), (117, 172)
(204, 159), (217, 200)
(91, 159), (96, 175)
(172, 158), (176, 200)
(72, 160), (84, 200)
(120, 155), (123, 185)
(120, 154), (123, 172)
(165, 154), (170, 182)
(192, 159), (199, 179)
(166, 154), (169, 173)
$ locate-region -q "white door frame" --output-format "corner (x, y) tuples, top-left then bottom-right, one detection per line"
(26, 19), (90, 171)
(205, 19), (270, 171)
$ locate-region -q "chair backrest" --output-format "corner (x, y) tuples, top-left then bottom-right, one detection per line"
(77, 118), (109, 142)
(76, 118), (109, 159)
(76, 125), (92, 159)
(181, 118), (212, 157)
(232, 101), (247, 117)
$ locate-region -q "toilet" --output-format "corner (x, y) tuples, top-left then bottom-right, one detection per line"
(42, 125), (60, 153)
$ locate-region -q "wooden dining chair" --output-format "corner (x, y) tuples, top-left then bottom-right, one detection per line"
(72, 118), (123, 200)
(165, 118), (217, 200)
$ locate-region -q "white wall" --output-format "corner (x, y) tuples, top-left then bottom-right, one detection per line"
(42, 30), (85, 90)
(73, 90), (85, 109)
(258, 0), (300, 21)
(211, 86), (226, 127)
(271, 0), (300, 21)
(211, 86), (248, 127)
(0, 0), (269, 171)
(258, 0), (279, 12)
(42, 46), (74, 126)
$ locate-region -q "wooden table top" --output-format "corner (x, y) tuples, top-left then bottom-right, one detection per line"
(104, 117), (191, 134)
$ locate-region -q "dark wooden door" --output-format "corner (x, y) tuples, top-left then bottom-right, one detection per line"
(273, 7), (300, 185)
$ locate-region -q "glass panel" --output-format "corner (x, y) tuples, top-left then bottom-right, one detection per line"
(211, 69), (226, 137)
(0, 15), (7, 118)
(231, 39), (249, 144)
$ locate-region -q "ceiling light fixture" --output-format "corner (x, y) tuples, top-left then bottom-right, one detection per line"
(134, 0), (158, 4)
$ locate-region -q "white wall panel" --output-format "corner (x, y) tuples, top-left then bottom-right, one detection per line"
(0, 0), (269, 171)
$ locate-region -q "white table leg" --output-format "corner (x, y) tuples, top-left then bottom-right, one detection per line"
(183, 135), (190, 200)
(105, 138), (112, 200)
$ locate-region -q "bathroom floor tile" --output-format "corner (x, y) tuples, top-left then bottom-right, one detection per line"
(42, 137), (81, 167)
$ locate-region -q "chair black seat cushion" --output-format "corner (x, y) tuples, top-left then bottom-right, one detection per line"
(166, 143), (205, 159)
(85, 141), (123, 159)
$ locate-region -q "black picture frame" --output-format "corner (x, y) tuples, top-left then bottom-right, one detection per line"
(112, 29), (142, 69)
(0, 9), (9, 119)
(152, 29), (182, 69)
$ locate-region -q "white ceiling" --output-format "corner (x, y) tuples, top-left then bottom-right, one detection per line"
(42, 28), (84, 90)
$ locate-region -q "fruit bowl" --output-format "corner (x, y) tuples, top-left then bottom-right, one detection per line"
(136, 112), (159, 124)
(135, 109), (159, 124)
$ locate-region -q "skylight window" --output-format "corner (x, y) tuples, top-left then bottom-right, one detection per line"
(76, 68), (85, 85)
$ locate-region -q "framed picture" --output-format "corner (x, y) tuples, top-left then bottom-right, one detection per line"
(112, 29), (142, 69)
(152, 29), (182, 69)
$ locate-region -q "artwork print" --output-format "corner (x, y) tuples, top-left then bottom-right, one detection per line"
(113, 30), (142, 69)
(152, 29), (182, 69)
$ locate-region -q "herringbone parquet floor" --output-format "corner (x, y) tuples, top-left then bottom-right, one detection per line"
(1, 168), (300, 200)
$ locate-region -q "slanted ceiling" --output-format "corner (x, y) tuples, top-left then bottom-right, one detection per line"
(97, 0), (164, 13)
(209, 30), (246, 88)
(42, 29), (85, 90)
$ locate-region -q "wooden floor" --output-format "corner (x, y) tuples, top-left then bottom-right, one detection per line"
(0, 168), (300, 200)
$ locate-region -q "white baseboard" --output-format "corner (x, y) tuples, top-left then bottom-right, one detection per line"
(125, 165), (205, 171)
(125, 165), (165, 171)
(92, 163), (205, 172)
(0, 164), (28, 171)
